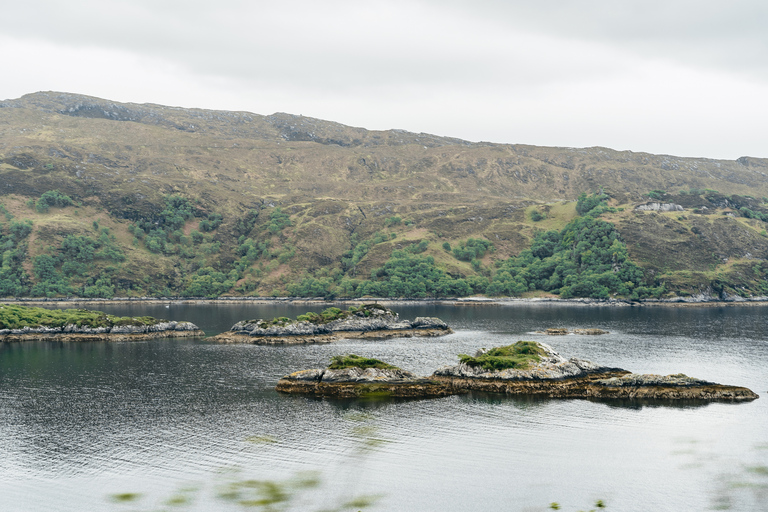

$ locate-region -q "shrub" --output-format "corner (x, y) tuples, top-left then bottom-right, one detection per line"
(576, 192), (609, 216)
(35, 190), (74, 213)
(384, 216), (402, 227)
(452, 238), (494, 261)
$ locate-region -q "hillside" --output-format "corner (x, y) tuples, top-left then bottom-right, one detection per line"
(1, 91), (767, 299)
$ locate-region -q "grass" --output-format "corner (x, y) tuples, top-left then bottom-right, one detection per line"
(458, 341), (547, 371)
(328, 354), (399, 370)
(253, 304), (391, 326)
(0, 303), (161, 330)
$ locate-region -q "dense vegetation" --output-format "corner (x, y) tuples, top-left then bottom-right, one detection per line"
(458, 341), (547, 371)
(327, 354), (399, 370)
(488, 216), (663, 299)
(0, 303), (160, 330)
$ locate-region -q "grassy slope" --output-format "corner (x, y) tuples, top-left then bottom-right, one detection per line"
(1, 92), (768, 298)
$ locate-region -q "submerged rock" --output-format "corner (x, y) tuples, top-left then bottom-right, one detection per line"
(540, 328), (609, 335)
(432, 341), (758, 402)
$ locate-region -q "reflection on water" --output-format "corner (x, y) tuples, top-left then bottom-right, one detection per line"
(0, 303), (766, 511)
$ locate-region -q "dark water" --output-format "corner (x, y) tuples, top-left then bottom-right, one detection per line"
(1, 303), (766, 511)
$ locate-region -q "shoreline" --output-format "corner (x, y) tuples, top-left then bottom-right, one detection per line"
(0, 330), (205, 343)
(3, 296), (768, 308)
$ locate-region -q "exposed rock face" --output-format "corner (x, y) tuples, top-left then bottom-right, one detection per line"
(636, 202), (685, 212)
(0, 321), (203, 342)
(276, 367), (462, 398)
(214, 308), (451, 344)
(432, 342), (758, 402)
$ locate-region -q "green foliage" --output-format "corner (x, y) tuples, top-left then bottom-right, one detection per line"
(442, 241), (451, 251)
(9, 221), (32, 241)
(287, 277), (336, 299)
(384, 215), (402, 227)
(0, 203), (12, 221)
(406, 240), (429, 254)
(341, 232), (390, 272)
(35, 190), (74, 213)
(234, 209), (260, 236)
(268, 207), (292, 234)
(647, 189), (666, 200)
(184, 267), (235, 297)
(488, 217), (661, 299)
(530, 209), (545, 222)
(328, 354), (399, 370)
(357, 250), (471, 298)
(0, 220), (32, 297)
(739, 207), (768, 222)
(199, 213), (223, 232)
(31, 254), (73, 297)
(576, 191), (609, 216)
(0, 303), (161, 329)
(451, 238), (494, 261)
(458, 341), (546, 371)
(133, 195), (194, 237)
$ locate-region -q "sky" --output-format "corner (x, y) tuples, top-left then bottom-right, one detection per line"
(2, 0), (767, 159)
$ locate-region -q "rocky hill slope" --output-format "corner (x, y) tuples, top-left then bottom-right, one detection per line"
(1, 91), (767, 299)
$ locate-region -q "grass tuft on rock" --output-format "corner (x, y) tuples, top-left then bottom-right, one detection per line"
(328, 354), (399, 370)
(458, 341), (547, 371)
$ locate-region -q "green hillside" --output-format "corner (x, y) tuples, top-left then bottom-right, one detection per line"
(1, 92), (767, 299)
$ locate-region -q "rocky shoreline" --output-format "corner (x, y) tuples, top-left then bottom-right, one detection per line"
(4, 296), (768, 308)
(276, 367), (461, 398)
(212, 304), (452, 344)
(277, 342), (759, 402)
(0, 321), (203, 342)
(431, 342), (759, 402)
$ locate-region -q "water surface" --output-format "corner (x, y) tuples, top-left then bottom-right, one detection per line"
(1, 303), (766, 511)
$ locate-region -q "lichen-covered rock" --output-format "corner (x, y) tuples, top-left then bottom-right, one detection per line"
(596, 373), (714, 387)
(0, 321), (203, 341)
(276, 364), (461, 398)
(215, 306), (452, 344)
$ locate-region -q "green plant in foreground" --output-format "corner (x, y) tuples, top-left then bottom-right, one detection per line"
(458, 341), (546, 371)
(328, 354), (399, 370)
(549, 499), (606, 511)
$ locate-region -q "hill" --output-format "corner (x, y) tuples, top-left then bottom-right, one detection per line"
(1, 91), (767, 299)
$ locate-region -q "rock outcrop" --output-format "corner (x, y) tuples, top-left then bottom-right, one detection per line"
(432, 342), (758, 402)
(276, 364), (462, 398)
(635, 202), (685, 212)
(541, 328), (609, 335)
(213, 305), (452, 344)
(0, 321), (203, 342)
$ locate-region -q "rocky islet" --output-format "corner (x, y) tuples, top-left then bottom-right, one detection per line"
(277, 341), (758, 402)
(0, 303), (203, 341)
(212, 304), (452, 344)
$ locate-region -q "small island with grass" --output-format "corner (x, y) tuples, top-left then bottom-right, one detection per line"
(276, 354), (462, 398)
(0, 303), (203, 342)
(431, 341), (758, 401)
(213, 304), (452, 344)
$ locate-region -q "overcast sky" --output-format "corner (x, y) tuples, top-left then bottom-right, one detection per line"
(2, 0), (767, 159)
